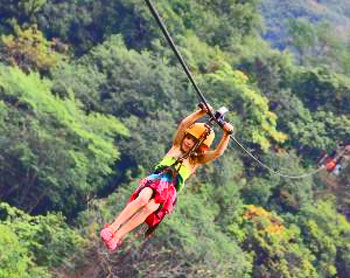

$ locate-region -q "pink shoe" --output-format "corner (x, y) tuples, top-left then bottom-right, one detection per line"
(106, 236), (122, 251)
(100, 224), (114, 243)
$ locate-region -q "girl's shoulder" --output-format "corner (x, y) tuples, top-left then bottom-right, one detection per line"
(165, 146), (182, 158)
(165, 146), (202, 174)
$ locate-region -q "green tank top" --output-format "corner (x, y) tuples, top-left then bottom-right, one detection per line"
(154, 156), (191, 192)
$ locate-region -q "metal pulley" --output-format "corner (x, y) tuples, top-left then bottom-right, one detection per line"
(212, 106), (229, 129)
(198, 103), (232, 134)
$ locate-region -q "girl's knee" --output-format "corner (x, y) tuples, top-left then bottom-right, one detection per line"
(135, 187), (153, 207)
(142, 200), (160, 215)
(134, 195), (149, 207)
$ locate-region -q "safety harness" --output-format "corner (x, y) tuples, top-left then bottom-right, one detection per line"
(154, 124), (213, 191)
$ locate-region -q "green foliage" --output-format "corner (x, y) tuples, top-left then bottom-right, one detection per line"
(51, 61), (107, 111)
(0, 65), (128, 215)
(294, 201), (350, 278)
(238, 205), (318, 278)
(262, 0), (350, 74)
(157, 185), (251, 278)
(156, 0), (263, 50)
(19, 0), (264, 55)
(291, 66), (350, 113)
(262, 0), (350, 46)
(1, 1), (350, 277)
(0, 24), (64, 73)
(287, 18), (318, 63)
(36, 0), (156, 54)
(0, 0), (46, 29)
(0, 202), (86, 278)
(289, 110), (350, 152)
(206, 62), (287, 151)
(241, 151), (315, 213)
(0, 224), (35, 278)
(241, 177), (276, 207)
(238, 49), (295, 94)
(287, 18), (350, 74)
(176, 31), (232, 74)
(268, 84), (350, 159)
(79, 181), (252, 278)
(271, 66), (350, 154)
(0, 202), (86, 267)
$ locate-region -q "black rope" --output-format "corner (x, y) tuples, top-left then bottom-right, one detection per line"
(228, 136), (325, 179)
(144, 0), (214, 119)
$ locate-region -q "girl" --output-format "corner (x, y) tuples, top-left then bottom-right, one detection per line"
(100, 105), (233, 250)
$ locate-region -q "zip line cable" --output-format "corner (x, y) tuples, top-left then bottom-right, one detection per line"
(144, 0), (214, 119)
(144, 0), (325, 179)
(228, 137), (325, 179)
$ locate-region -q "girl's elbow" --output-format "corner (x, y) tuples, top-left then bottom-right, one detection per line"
(215, 150), (224, 158)
(179, 119), (189, 128)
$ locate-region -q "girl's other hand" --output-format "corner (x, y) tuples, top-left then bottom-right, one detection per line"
(223, 122), (234, 134)
(198, 102), (213, 114)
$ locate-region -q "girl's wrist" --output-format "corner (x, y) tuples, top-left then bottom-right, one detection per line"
(196, 109), (206, 116)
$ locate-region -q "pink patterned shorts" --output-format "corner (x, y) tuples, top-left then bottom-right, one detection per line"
(128, 173), (177, 229)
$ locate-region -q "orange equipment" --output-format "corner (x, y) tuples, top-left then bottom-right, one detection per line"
(185, 123), (215, 148)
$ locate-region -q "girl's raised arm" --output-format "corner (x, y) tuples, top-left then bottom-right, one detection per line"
(199, 122), (233, 164)
(173, 106), (211, 146)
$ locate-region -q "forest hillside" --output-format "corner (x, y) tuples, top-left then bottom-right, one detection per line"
(0, 0), (350, 277)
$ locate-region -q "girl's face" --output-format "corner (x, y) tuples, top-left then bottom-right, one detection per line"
(182, 134), (197, 153)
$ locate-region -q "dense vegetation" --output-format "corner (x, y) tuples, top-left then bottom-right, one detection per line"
(0, 0), (349, 277)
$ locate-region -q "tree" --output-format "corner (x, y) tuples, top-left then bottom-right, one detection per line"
(0, 0), (46, 30)
(291, 66), (350, 114)
(0, 65), (128, 216)
(205, 62), (287, 151)
(33, 0), (263, 55)
(236, 205), (318, 278)
(36, 0), (157, 54)
(0, 224), (35, 278)
(0, 24), (65, 73)
(0, 202), (86, 278)
(238, 50), (295, 95)
(287, 18), (317, 65)
(294, 201), (350, 278)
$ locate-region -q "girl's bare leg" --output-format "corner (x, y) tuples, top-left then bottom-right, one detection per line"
(113, 199), (160, 240)
(109, 187), (154, 232)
